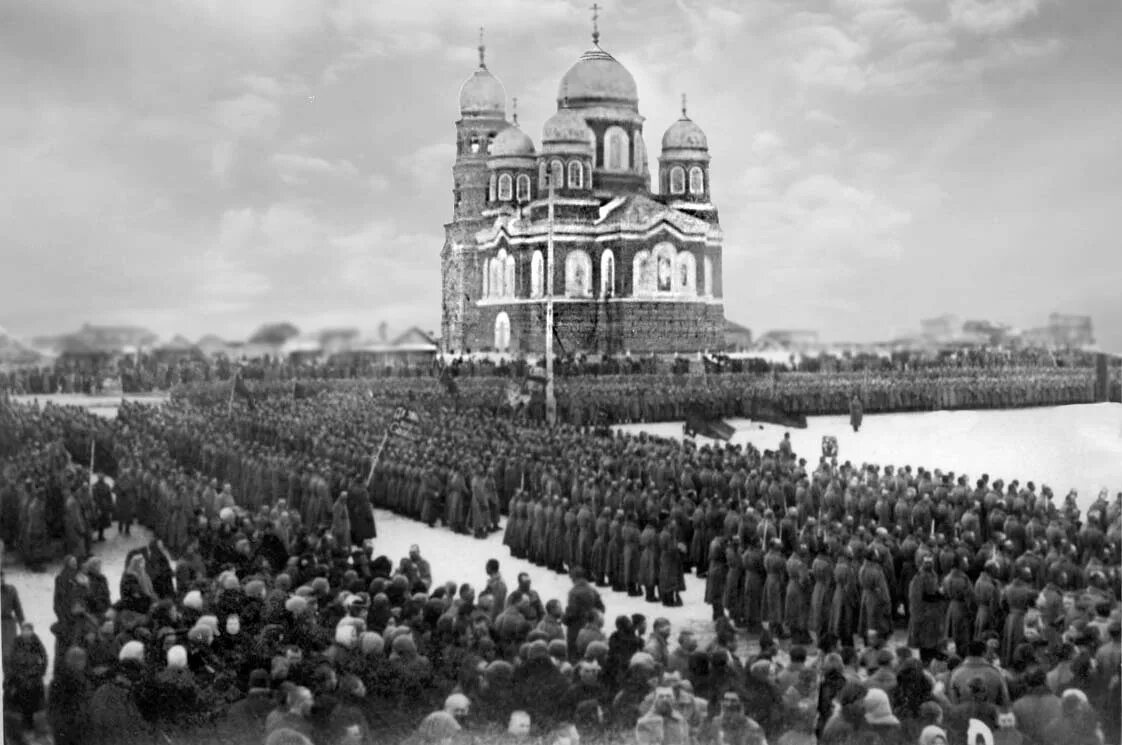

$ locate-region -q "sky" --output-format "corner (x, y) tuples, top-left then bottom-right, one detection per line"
(1, 0), (1120, 349)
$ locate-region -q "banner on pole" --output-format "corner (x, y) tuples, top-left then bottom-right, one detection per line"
(389, 407), (422, 441)
(822, 435), (839, 458)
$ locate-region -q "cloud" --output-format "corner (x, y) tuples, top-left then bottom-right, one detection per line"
(270, 152), (359, 184)
(950, 0), (1043, 34)
(396, 143), (457, 190)
(213, 93), (281, 138)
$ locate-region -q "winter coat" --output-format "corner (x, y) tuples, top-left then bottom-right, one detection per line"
(908, 568), (944, 650)
(638, 525), (660, 588)
(331, 496), (352, 548)
(89, 676), (151, 744)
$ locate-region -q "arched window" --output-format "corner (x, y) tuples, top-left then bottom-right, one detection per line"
(488, 257), (501, 298)
(600, 250), (615, 298)
(653, 242), (678, 293)
(634, 134), (645, 173)
(494, 312), (511, 352)
(538, 161), (548, 190)
(568, 160), (583, 189)
(584, 162), (593, 190)
(516, 174), (531, 202)
(482, 257), (490, 297)
(504, 252), (516, 297)
(689, 167), (704, 195)
(488, 174), (497, 203)
(605, 126), (630, 171)
(632, 250), (654, 295)
(564, 250), (592, 297)
(704, 255), (714, 296)
(669, 166), (686, 195)
(498, 173), (513, 201)
(675, 251), (697, 296)
(550, 160), (564, 190)
(530, 250), (544, 298)
(487, 133), (497, 154)
(469, 136), (481, 154)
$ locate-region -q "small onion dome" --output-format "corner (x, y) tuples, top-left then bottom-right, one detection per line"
(557, 47), (638, 109)
(661, 116), (708, 155)
(459, 67), (506, 118)
(491, 124), (535, 157)
(542, 108), (593, 150)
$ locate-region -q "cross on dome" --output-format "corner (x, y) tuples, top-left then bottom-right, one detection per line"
(591, 3), (601, 46)
(681, 93), (688, 119)
(478, 26), (486, 68)
(512, 96), (519, 125)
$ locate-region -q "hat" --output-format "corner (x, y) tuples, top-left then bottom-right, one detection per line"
(548, 639), (568, 658)
(248, 669), (270, 689)
(183, 590), (204, 611)
(119, 640), (145, 663)
(527, 640), (550, 661)
(198, 614), (219, 634)
(359, 631), (384, 656)
(285, 596), (309, 616)
(864, 688), (899, 726)
(187, 624), (214, 645)
(166, 645), (188, 669)
(219, 507), (235, 523)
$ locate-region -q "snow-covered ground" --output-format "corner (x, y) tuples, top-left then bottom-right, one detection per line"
(618, 403), (1122, 515)
(6, 400), (1119, 679)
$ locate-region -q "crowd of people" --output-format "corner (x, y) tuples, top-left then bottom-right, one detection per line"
(0, 377), (1120, 745)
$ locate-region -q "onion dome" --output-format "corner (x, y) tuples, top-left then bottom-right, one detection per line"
(491, 125), (535, 157)
(459, 31), (506, 118)
(661, 96), (709, 159)
(557, 47), (638, 109)
(542, 108), (593, 151)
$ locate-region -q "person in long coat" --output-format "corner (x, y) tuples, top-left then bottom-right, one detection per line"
(606, 514), (625, 592)
(809, 550), (834, 641)
(446, 466), (468, 534)
(638, 523), (660, 603)
(762, 539), (787, 636)
(973, 562), (1002, 639)
(908, 555), (944, 662)
(63, 493), (89, 561)
(858, 552), (893, 643)
(722, 538), (744, 624)
(347, 483), (377, 544)
(331, 494), (352, 549)
(741, 539), (765, 632)
(784, 548), (812, 644)
(1000, 568), (1035, 664)
(849, 395), (864, 433)
(622, 516), (642, 597)
(705, 536), (728, 621)
(942, 557), (975, 655)
(47, 646), (91, 745)
(658, 525), (685, 607)
(589, 509), (610, 586)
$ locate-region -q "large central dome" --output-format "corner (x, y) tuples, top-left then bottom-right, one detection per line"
(557, 47), (638, 110)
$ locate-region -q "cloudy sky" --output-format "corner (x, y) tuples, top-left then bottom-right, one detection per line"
(2, 0), (1120, 349)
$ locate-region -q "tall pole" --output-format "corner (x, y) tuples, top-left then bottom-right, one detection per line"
(545, 175), (557, 425)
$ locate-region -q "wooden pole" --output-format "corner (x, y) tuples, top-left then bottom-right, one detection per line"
(365, 431), (391, 487)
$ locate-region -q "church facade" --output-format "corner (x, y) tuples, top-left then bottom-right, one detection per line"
(440, 24), (726, 355)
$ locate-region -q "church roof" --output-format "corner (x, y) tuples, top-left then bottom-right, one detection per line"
(475, 194), (720, 246)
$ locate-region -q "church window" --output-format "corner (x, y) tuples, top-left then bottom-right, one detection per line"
(498, 173), (512, 201)
(675, 251), (696, 296)
(516, 174), (531, 202)
(632, 250), (654, 295)
(488, 174), (497, 202)
(703, 255), (714, 296)
(550, 160), (564, 190)
(585, 163), (593, 189)
(530, 250), (544, 298)
(470, 136), (481, 154)
(568, 160), (583, 189)
(487, 133), (497, 154)
(634, 134), (645, 173)
(494, 312), (511, 352)
(488, 257), (500, 298)
(589, 130), (598, 167)
(689, 167), (704, 195)
(538, 162), (548, 190)
(605, 126), (630, 171)
(653, 242), (678, 293)
(565, 250), (592, 297)
(504, 252), (516, 297)
(669, 166), (686, 195)
(482, 258), (490, 297)
(600, 250), (615, 297)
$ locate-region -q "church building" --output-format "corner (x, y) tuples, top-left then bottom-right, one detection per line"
(440, 16), (726, 355)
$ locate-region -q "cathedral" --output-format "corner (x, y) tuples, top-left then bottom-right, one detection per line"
(440, 17), (726, 355)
